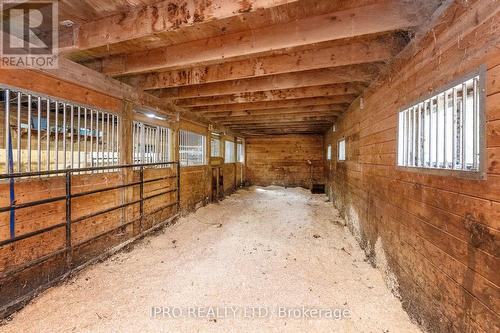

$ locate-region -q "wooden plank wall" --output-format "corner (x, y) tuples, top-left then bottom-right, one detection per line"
(246, 134), (324, 188)
(323, 2), (499, 333)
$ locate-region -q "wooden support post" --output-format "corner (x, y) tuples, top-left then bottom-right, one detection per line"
(120, 100), (136, 235)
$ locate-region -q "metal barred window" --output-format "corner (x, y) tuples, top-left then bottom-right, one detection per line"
(397, 72), (483, 172)
(237, 140), (244, 163)
(132, 121), (171, 165)
(1, 86), (120, 175)
(225, 140), (235, 163)
(211, 135), (221, 157)
(179, 130), (206, 166)
(338, 139), (346, 161)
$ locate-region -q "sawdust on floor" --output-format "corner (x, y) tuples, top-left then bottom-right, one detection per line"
(0, 186), (420, 333)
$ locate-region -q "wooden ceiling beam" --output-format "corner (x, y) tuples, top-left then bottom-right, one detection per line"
(83, 1), (420, 76)
(216, 115), (336, 124)
(227, 120), (332, 127)
(61, 0), (297, 54)
(190, 97), (351, 113)
(175, 83), (364, 107)
(203, 106), (344, 118)
(157, 64), (379, 99)
(122, 34), (401, 89)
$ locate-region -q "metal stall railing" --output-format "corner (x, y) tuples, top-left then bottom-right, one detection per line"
(0, 161), (180, 276)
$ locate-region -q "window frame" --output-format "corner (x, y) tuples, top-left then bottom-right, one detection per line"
(224, 139), (236, 163)
(132, 121), (172, 166)
(236, 140), (245, 163)
(179, 129), (207, 167)
(210, 134), (221, 158)
(0, 84), (121, 176)
(395, 66), (486, 180)
(337, 138), (346, 162)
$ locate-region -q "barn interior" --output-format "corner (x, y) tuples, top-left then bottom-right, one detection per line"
(0, 1), (499, 332)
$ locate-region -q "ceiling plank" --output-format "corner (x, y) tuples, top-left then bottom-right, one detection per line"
(157, 65), (379, 99)
(83, 1), (421, 76)
(61, 0), (298, 54)
(189, 97), (351, 113)
(175, 83), (364, 107)
(122, 34), (401, 89)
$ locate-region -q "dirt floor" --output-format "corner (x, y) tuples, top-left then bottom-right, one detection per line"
(0, 186), (420, 333)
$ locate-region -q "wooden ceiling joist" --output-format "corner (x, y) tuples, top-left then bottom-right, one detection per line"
(121, 34), (402, 89)
(202, 106), (344, 119)
(190, 98), (350, 113)
(61, 0), (298, 55)
(175, 83), (365, 107)
(82, 1), (420, 76)
(216, 115), (336, 124)
(157, 65), (380, 99)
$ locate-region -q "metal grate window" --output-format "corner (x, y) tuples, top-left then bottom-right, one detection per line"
(237, 141), (244, 163)
(225, 140), (235, 163)
(397, 74), (482, 172)
(179, 130), (206, 166)
(132, 121), (171, 165)
(338, 139), (346, 161)
(211, 136), (221, 157)
(327, 144), (332, 160)
(1, 86), (120, 175)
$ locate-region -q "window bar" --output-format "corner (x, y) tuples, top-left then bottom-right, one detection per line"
(16, 92), (21, 172)
(27, 94), (31, 172)
(100, 111), (105, 170)
(89, 109), (94, 167)
(402, 111), (406, 166)
(413, 106), (417, 167)
(452, 87), (457, 169)
(419, 103), (424, 167)
(472, 78), (478, 170)
(70, 105), (74, 169)
(62, 103), (67, 169)
(110, 114), (115, 167)
(406, 110), (410, 166)
(427, 101), (431, 168)
(140, 123), (145, 164)
(106, 113), (110, 166)
(46, 98), (50, 172)
(158, 127), (162, 163)
(433, 98), (438, 168)
(96, 110), (100, 169)
(149, 126), (153, 163)
(54, 102), (59, 171)
(461, 82), (467, 170)
(443, 92), (447, 169)
(134, 122), (137, 163)
(147, 126), (151, 163)
(77, 106), (81, 170)
(83, 108), (87, 168)
(132, 122), (136, 163)
(37, 96), (41, 172)
(144, 125), (148, 163)
(155, 126), (159, 163)
(4, 89), (10, 173)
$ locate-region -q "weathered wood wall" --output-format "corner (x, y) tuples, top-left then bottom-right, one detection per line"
(323, 2), (499, 332)
(246, 134), (324, 188)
